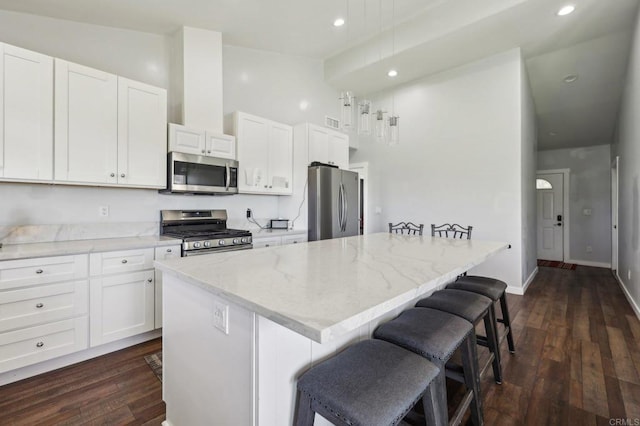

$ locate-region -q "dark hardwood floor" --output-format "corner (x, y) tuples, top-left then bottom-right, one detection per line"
(0, 265), (638, 425)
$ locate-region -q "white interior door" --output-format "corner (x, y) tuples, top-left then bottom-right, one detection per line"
(537, 173), (564, 261)
(612, 157), (619, 273)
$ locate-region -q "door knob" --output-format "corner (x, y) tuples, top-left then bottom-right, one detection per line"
(556, 223), (562, 226)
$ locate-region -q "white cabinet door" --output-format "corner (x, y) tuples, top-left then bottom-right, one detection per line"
(153, 245), (181, 329)
(0, 43), (53, 181)
(117, 77), (167, 188)
(205, 132), (236, 160)
(307, 126), (329, 165)
(328, 133), (349, 170)
(268, 122), (293, 194)
(281, 234), (308, 245)
(90, 270), (155, 346)
(54, 59), (117, 184)
(168, 123), (205, 155)
(236, 112), (270, 192)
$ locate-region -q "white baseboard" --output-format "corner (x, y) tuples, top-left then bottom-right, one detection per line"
(0, 329), (162, 386)
(566, 259), (612, 269)
(507, 267), (538, 296)
(613, 272), (640, 321)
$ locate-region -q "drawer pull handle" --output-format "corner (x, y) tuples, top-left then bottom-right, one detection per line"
(147, 278), (153, 283)
(35, 269), (43, 274)
(36, 303), (44, 308)
(166, 249), (172, 253)
(121, 259), (128, 264)
(36, 342), (44, 348)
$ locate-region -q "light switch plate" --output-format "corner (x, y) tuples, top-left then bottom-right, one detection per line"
(212, 302), (229, 334)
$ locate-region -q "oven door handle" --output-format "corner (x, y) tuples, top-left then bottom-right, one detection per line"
(225, 164), (231, 191)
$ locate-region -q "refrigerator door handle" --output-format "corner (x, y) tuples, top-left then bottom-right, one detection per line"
(341, 183), (348, 232)
(337, 184), (343, 233)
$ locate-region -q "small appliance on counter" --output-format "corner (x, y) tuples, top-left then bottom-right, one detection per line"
(160, 210), (252, 256)
(269, 219), (289, 230)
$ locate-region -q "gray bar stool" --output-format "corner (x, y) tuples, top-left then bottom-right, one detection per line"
(447, 276), (516, 353)
(295, 339), (446, 426)
(415, 289), (502, 384)
(373, 308), (483, 426)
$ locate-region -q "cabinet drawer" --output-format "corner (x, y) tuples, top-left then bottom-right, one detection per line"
(281, 235), (308, 245)
(0, 316), (88, 373)
(90, 248), (154, 276)
(154, 245), (181, 261)
(0, 255), (88, 290)
(252, 237), (282, 249)
(0, 280), (88, 333)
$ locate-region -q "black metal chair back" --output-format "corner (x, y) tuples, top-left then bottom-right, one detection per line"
(388, 222), (424, 236)
(431, 223), (472, 239)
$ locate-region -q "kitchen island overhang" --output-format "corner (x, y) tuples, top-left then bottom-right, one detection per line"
(155, 233), (508, 426)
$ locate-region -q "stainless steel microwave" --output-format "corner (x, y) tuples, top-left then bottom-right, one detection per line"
(163, 152), (238, 195)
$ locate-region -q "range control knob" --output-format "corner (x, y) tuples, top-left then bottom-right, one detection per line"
(233, 239), (239, 244)
(218, 240), (226, 246)
(204, 241), (211, 248)
(193, 242), (202, 249)
(241, 237), (248, 243)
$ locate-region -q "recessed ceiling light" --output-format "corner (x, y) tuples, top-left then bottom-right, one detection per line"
(557, 5), (575, 16)
(563, 74), (578, 83)
(387, 69), (398, 77)
(333, 18), (345, 27)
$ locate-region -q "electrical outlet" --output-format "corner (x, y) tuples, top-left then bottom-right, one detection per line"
(375, 206), (382, 214)
(99, 206), (109, 217)
(212, 302), (229, 334)
(586, 246), (592, 253)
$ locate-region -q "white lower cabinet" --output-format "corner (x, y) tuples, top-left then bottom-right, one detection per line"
(252, 237), (282, 249)
(281, 234), (308, 245)
(154, 245), (181, 329)
(89, 248), (156, 347)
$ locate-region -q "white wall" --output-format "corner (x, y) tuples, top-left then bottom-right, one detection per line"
(537, 145), (612, 266)
(0, 12), (339, 237)
(614, 4), (640, 315)
(521, 62), (538, 285)
(350, 49), (525, 289)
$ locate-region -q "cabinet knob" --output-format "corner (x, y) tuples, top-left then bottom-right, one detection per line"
(110, 173), (115, 177)
(166, 248), (172, 253)
(120, 173), (125, 178)
(264, 185), (268, 188)
(293, 241), (298, 244)
(36, 303), (44, 308)
(201, 149), (206, 154)
(35, 269), (43, 274)
(207, 150), (211, 154)
(121, 259), (128, 264)
(265, 244), (270, 247)
(147, 278), (153, 283)
(36, 342), (44, 348)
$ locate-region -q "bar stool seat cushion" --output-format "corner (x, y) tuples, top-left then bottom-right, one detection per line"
(448, 276), (507, 301)
(373, 308), (473, 361)
(415, 289), (492, 322)
(297, 339), (440, 426)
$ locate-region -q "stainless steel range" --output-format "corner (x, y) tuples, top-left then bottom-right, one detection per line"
(160, 210), (252, 256)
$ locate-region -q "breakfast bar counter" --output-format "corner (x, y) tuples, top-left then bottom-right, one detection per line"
(155, 232), (508, 426)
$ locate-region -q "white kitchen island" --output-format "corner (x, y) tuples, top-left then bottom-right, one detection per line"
(155, 232), (508, 426)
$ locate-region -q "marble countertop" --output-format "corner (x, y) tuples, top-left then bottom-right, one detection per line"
(0, 236), (182, 261)
(250, 228), (307, 238)
(155, 232), (508, 343)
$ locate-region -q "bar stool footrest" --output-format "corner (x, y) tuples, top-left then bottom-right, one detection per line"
(449, 389), (475, 426)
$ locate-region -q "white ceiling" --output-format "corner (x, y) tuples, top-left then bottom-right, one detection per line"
(0, 0), (637, 150)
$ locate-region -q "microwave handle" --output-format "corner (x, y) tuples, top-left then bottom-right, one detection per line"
(225, 164), (231, 190)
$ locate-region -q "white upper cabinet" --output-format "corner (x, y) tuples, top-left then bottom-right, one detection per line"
(54, 59), (118, 184)
(168, 123), (236, 160)
(234, 112), (292, 195)
(0, 43), (53, 181)
(301, 123), (349, 169)
(54, 59), (167, 188)
(117, 77), (167, 188)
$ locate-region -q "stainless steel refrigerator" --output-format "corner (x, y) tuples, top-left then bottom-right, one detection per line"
(308, 164), (359, 241)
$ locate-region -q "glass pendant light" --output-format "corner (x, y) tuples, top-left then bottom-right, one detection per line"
(374, 110), (386, 142)
(388, 115), (400, 146)
(358, 99), (372, 135)
(341, 91), (355, 130)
